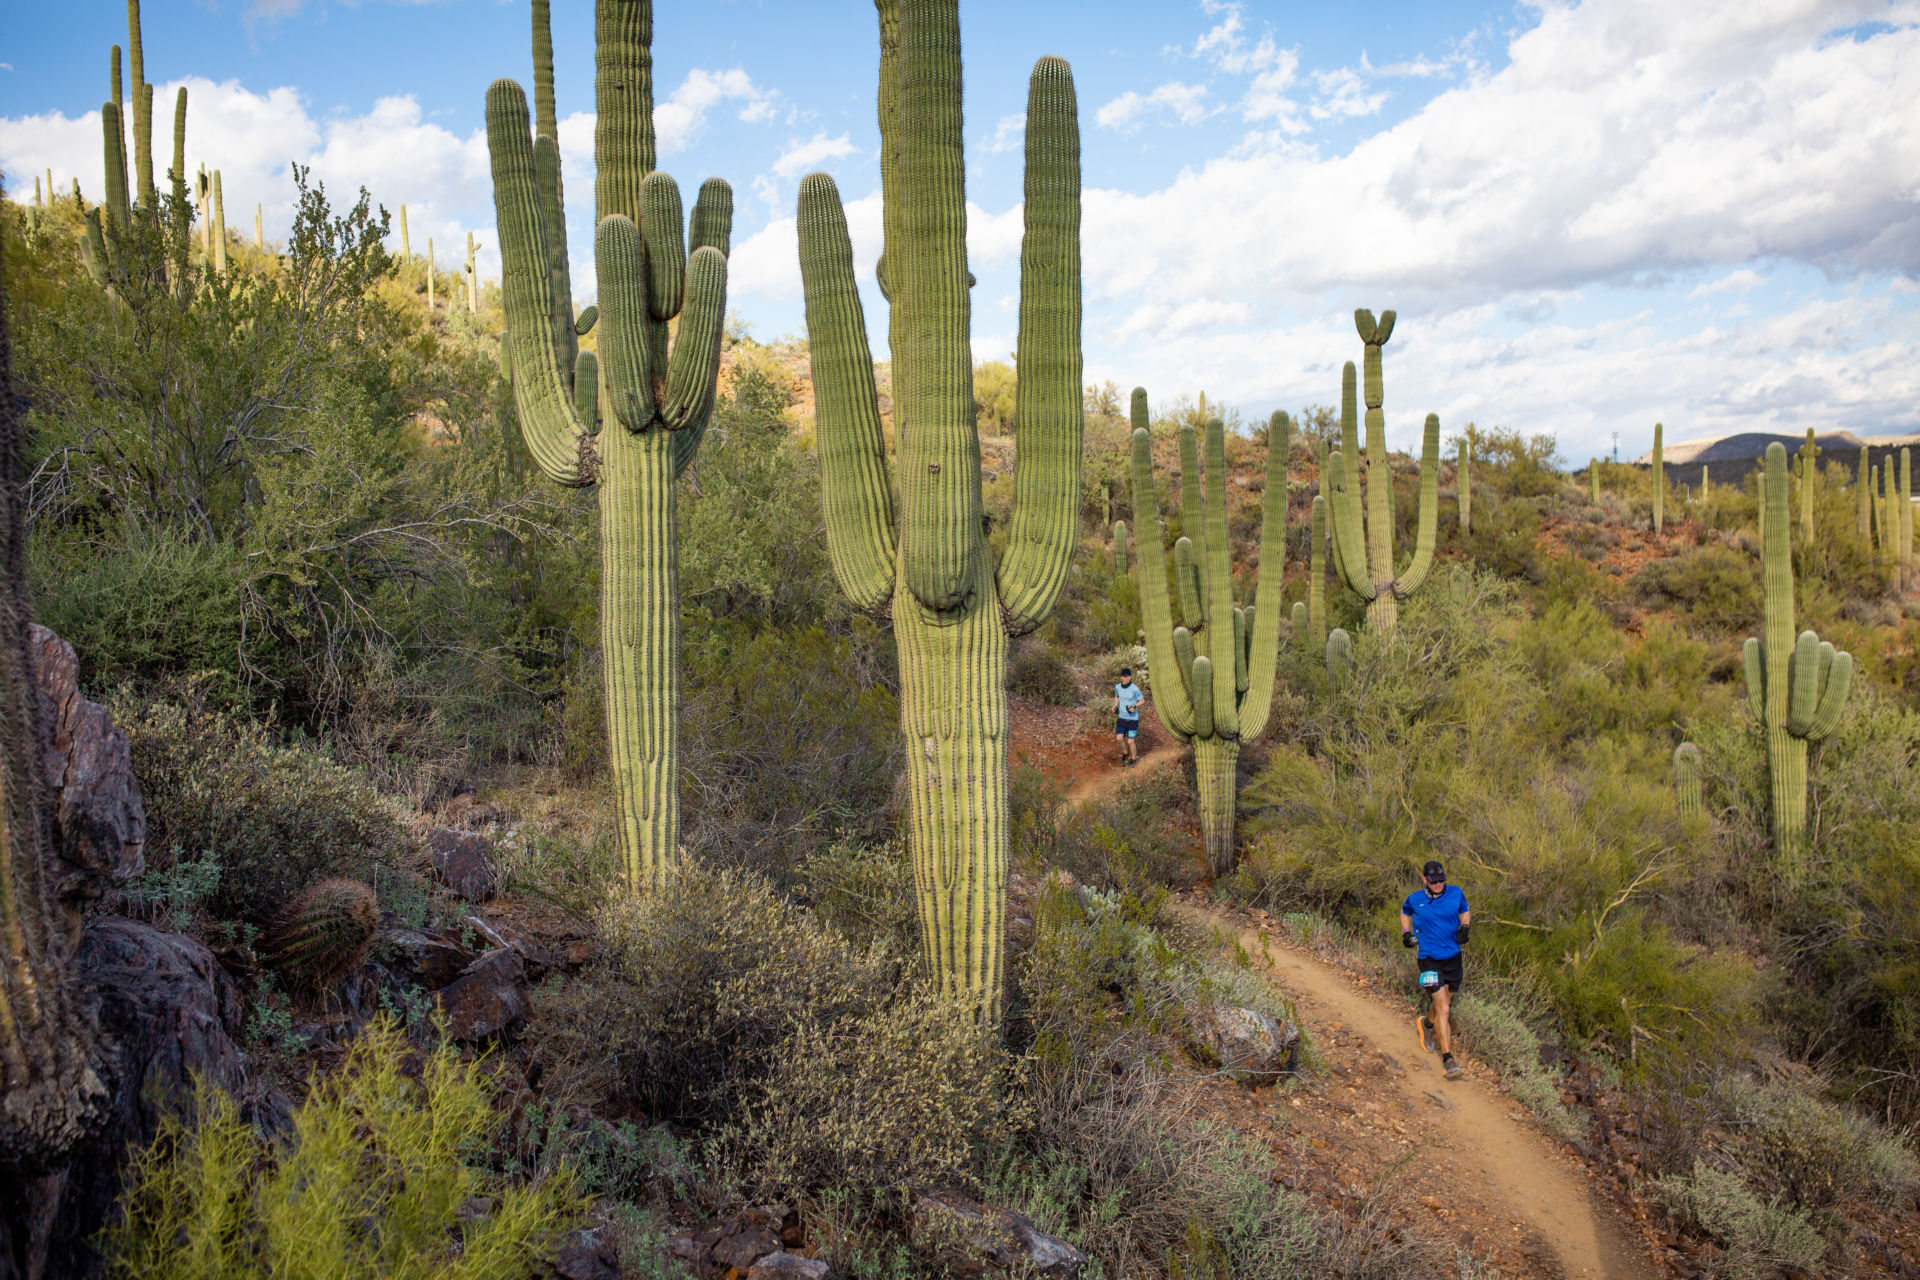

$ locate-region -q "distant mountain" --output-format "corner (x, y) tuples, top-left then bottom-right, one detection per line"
(1633, 431), (1875, 466)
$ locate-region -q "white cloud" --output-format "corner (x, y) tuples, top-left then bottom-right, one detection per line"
(981, 112), (1025, 154)
(771, 131), (856, 180)
(1688, 268), (1768, 297)
(1309, 67), (1388, 121)
(652, 68), (779, 156)
(1097, 82), (1212, 131)
(1241, 51), (1306, 130)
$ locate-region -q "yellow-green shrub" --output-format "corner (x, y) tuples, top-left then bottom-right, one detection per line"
(101, 1018), (583, 1280)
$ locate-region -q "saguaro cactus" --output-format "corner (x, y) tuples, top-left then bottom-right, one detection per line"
(400, 203), (411, 263)
(1857, 447), (1872, 543)
(1652, 422), (1665, 534)
(1590, 460), (1600, 504)
(1326, 310), (1440, 632)
(1307, 493), (1328, 647)
(1901, 448), (1914, 582)
(1673, 742), (1703, 818)
(487, 0), (732, 889)
(1111, 520), (1128, 576)
(797, 0), (1081, 1019)
(1456, 437), (1472, 538)
(1744, 443), (1852, 868)
(1129, 399), (1288, 875)
(1326, 628), (1353, 693)
(1798, 428), (1818, 544)
(1, 210), (109, 1177)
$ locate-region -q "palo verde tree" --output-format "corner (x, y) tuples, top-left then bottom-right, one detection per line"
(797, 0), (1082, 1022)
(1129, 399), (1288, 874)
(1326, 309), (1441, 631)
(486, 0), (732, 889)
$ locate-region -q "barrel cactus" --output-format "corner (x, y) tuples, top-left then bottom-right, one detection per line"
(1743, 443), (1852, 868)
(487, 0), (732, 889)
(796, 0), (1081, 1021)
(1325, 310), (1440, 632)
(1129, 399), (1288, 875)
(261, 879), (379, 990)
(1673, 742), (1703, 818)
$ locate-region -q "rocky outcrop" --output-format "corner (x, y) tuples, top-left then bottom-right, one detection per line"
(29, 625), (147, 936)
(426, 828), (500, 902)
(912, 1189), (1087, 1278)
(1187, 1004), (1300, 1085)
(435, 947), (531, 1042)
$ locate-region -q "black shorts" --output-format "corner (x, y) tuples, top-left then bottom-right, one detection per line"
(1416, 955), (1463, 994)
(1115, 717), (1139, 738)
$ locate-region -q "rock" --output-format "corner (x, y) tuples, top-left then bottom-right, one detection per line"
(427, 827), (500, 901)
(913, 1189), (1087, 1279)
(711, 1224), (783, 1271)
(748, 1254), (830, 1279)
(466, 914), (555, 981)
(1188, 1005), (1300, 1084)
(30, 624), (148, 931)
(548, 1227), (620, 1280)
(376, 927), (479, 990)
(435, 947), (530, 1041)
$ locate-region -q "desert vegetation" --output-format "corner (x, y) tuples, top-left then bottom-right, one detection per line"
(2, 1), (1919, 1279)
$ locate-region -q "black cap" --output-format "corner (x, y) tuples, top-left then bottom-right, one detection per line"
(1422, 860), (1445, 882)
(1119, 668), (1132, 677)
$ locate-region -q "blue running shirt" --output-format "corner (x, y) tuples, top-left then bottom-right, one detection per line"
(1402, 883), (1470, 960)
(1115, 683), (1144, 720)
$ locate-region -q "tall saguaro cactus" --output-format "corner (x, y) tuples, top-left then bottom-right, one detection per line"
(1456, 437), (1472, 539)
(1652, 422), (1665, 534)
(1130, 398), (1288, 875)
(797, 0), (1081, 1020)
(1326, 309), (1441, 632)
(1306, 493), (1328, 646)
(1798, 428), (1818, 544)
(486, 0), (732, 889)
(1901, 449), (1914, 584)
(1858, 447), (1872, 543)
(1743, 443), (1852, 869)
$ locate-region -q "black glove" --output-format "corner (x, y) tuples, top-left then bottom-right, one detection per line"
(1402, 929), (1415, 949)
(1457, 924), (1470, 946)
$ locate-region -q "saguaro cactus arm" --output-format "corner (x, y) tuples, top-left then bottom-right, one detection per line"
(1236, 411), (1290, 741)
(798, 174), (897, 612)
(995, 57), (1083, 635)
(1129, 390), (1195, 740)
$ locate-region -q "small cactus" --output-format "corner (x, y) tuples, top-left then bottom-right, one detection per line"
(262, 879), (379, 990)
(1291, 600), (1309, 654)
(1112, 519), (1128, 576)
(1326, 628), (1353, 693)
(1673, 742), (1703, 818)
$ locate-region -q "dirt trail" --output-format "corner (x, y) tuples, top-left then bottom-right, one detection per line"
(1051, 740), (1658, 1279)
(1177, 901), (1658, 1280)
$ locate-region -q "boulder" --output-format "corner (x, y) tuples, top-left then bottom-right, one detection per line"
(547, 1227), (620, 1280)
(1188, 1004), (1299, 1085)
(748, 1254), (831, 1279)
(913, 1189), (1086, 1278)
(711, 1223), (783, 1272)
(426, 828), (500, 901)
(29, 624), (148, 931)
(466, 915), (555, 981)
(434, 947), (530, 1042)
(376, 927), (479, 991)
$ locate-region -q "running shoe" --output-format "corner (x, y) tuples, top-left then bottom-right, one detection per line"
(1415, 1016), (1437, 1055)
(1443, 1053), (1463, 1080)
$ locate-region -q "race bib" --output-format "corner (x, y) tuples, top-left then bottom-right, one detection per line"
(1419, 969), (1441, 990)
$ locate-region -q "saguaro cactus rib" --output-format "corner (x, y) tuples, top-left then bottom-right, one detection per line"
(1327, 310), (1440, 632)
(1129, 394), (1289, 872)
(1742, 443), (1851, 870)
(797, 13), (1081, 1022)
(487, 0), (733, 890)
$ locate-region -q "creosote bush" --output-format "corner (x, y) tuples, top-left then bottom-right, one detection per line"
(101, 1017), (584, 1279)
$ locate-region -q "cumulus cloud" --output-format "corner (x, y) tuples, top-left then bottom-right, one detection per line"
(771, 131), (857, 180)
(981, 112), (1026, 154)
(1309, 67), (1388, 121)
(654, 68), (779, 155)
(1096, 82), (1212, 131)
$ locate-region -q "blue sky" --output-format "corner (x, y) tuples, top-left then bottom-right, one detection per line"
(5, 0), (1918, 459)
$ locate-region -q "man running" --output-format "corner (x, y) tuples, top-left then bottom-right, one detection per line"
(1402, 859), (1471, 1080)
(1113, 669), (1143, 765)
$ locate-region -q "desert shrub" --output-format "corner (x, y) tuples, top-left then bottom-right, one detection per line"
(1714, 1075), (1920, 1211)
(1013, 763), (1197, 896)
(1465, 495), (1544, 582)
(1449, 979), (1585, 1142)
(101, 1018), (584, 1280)
(1629, 545), (1757, 633)
(115, 695), (409, 924)
(1653, 1162), (1826, 1278)
(1007, 636), (1081, 706)
(792, 839), (920, 954)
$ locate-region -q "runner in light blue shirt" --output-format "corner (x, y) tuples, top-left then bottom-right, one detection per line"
(1113, 669), (1143, 766)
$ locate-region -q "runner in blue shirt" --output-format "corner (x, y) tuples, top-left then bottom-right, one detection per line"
(1113, 669), (1143, 766)
(1401, 859), (1471, 1080)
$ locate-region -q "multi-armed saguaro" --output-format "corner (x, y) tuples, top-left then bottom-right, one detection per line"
(1130, 399), (1288, 875)
(486, 0), (732, 889)
(83, 0), (189, 290)
(1743, 443), (1852, 868)
(1326, 309), (1440, 632)
(797, 0), (1081, 1021)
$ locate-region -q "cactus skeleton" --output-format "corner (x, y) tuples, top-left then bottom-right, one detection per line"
(1325, 310), (1440, 632)
(487, 0), (732, 889)
(1673, 742), (1703, 818)
(1129, 399), (1288, 875)
(797, 1), (1081, 1021)
(1743, 443), (1852, 867)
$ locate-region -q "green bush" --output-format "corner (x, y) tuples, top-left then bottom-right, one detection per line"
(115, 695), (409, 925)
(1629, 545), (1758, 633)
(1653, 1161), (1826, 1278)
(1714, 1075), (1920, 1211)
(1450, 980), (1585, 1142)
(1007, 636), (1082, 706)
(101, 1018), (584, 1280)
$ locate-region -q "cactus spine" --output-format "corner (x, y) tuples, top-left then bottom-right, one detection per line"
(797, 2), (1081, 1020)
(1673, 742), (1703, 818)
(1129, 399), (1288, 875)
(1743, 443), (1852, 868)
(1651, 422), (1664, 534)
(1, 220), (109, 1175)
(1456, 436), (1472, 538)
(1326, 627), (1353, 693)
(262, 879), (379, 989)
(487, 0), (732, 889)
(1326, 310), (1440, 632)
